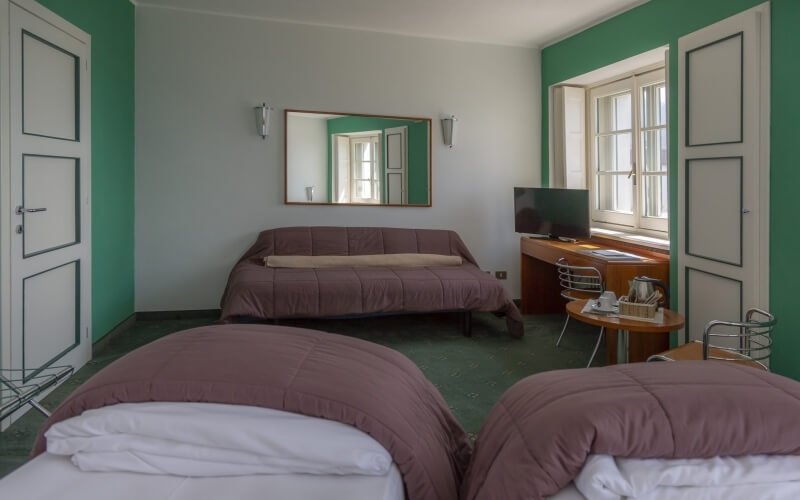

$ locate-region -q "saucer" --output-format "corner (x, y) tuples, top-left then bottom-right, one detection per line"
(591, 300), (618, 313)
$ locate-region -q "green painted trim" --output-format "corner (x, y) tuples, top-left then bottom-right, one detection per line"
(21, 30), (80, 142)
(768, 0), (800, 379)
(684, 266), (742, 344)
(685, 32), (744, 147)
(21, 154), (81, 259)
(684, 157), (743, 267)
(22, 259), (81, 383)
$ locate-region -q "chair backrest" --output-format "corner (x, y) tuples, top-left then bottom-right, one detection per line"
(555, 257), (604, 300)
(703, 308), (776, 370)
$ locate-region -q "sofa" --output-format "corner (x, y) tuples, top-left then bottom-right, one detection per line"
(220, 226), (523, 337)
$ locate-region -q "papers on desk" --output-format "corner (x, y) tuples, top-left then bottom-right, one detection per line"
(581, 249), (643, 260)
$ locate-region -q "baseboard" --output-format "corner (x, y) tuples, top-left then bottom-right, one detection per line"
(136, 309), (221, 321)
(92, 313), (136, 356)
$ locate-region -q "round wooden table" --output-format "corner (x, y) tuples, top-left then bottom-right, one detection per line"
(566, 299), (685, 363)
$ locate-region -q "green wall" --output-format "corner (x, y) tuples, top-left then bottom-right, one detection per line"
(326, 116), (430, 204)
(541, 0), (800, 378)
(36, 0), (135, 342)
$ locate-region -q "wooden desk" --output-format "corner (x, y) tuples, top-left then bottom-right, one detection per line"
(566, 300), (684, 363)
(520, 237), (670, 364)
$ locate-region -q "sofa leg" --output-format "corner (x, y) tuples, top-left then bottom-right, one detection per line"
(461, 311), (472, 337)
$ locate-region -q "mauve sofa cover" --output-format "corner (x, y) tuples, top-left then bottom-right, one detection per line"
(220, 227), (523, 337)
(462, 361), (800, 500)
(33, 325), (472, 500)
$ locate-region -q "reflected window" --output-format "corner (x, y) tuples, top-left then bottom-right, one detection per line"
(333, 132), (381, 204)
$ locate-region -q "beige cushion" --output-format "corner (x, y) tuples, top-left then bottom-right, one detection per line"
(265, 253), (463, 269)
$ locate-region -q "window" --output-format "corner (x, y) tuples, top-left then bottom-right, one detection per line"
(588, 67), (667, 234)
(332, 132), (382, 204)
(350, 135), (381, 204)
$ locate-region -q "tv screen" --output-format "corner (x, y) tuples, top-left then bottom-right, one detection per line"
(514, 187), (590, 240)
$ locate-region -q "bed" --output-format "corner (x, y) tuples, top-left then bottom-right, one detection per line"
(0, 324), (472, 500)
(461, 361), (800, 500)
(219, 226), (523, 337)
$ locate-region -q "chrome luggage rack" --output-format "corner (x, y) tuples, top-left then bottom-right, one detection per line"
(0, 366), (73, 421)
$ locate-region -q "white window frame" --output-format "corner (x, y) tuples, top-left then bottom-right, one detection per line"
(588, 66), (668, 236)
(349, 134), (381, 204)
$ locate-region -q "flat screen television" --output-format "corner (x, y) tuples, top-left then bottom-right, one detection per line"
(514, 187), (590, 240)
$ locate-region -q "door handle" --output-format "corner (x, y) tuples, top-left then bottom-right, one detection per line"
(15, 206), (47, 215)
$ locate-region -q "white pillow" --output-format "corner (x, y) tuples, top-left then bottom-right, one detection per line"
(46, 402), (392, 477)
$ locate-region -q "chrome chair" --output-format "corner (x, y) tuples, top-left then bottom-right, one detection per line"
(647, 308), (776, 371)
(555, 257), (605, 367)
(1, 365), (73, 421)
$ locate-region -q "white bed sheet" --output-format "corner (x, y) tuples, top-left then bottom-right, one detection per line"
(546, 454), (800, 500)
(0, 453), (405, 500)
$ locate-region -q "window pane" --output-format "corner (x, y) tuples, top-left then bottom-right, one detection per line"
(361, 143), (371, 162)
(598, 174), (633, 213)
(641, 82), (666, 128)
(360, 161), (371, 179)
(641, 128), (667, 172)
(643, 175), (668, 218)
(596, 133), (631, 172)
(354, 180), (371, 199)
(597, 92), (631, 133)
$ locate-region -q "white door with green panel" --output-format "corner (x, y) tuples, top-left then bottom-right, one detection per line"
(6, 1), (91, 388)
(677, 4), (769, 348)
(384, 126), (407, 205)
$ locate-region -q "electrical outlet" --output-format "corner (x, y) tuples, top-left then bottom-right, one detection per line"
(495, 271), (507, 280)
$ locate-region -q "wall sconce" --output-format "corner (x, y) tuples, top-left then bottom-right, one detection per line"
(441, 114), (458, 148)
(254, 102), (273, 139)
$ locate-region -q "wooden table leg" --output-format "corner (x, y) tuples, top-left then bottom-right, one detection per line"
(628, 331), (671, 363)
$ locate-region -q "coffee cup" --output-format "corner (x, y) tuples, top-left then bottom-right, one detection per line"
(598, 291), (616, 309)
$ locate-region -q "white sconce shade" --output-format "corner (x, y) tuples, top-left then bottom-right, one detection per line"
(255, 102), (273, 139)
(441, 115), (457, 148)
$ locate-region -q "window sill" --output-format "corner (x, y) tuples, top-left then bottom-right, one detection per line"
(590, 228), (670, 254)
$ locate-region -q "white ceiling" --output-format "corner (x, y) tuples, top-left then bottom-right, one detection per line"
(133, 0), (649, 48)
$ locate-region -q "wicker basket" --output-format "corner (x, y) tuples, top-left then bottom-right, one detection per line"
(618, 298), (657, 319)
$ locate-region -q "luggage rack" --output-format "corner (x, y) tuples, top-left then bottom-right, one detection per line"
(0, 365), (73, 421)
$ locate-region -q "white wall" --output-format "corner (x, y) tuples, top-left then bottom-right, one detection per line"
(135, 6), (541, 311)
(286, 114), (328, 203)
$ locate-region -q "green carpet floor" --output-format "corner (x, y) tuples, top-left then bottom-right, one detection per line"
(0, 312), (605, 478)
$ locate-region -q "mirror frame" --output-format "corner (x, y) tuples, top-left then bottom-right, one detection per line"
(284, 109), (432, 207)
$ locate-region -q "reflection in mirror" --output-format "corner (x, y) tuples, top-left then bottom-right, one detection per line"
(285, 110), (431, 206)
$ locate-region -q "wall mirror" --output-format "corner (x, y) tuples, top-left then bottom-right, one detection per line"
(285, 110), (431, 206)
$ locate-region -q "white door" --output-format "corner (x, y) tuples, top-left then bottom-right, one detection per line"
(677, 4), (769, 345)
(384, 126), (407, 205)
(5, 1), (91, 388)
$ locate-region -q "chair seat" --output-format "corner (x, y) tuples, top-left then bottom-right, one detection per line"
(649, 341), (767, 371)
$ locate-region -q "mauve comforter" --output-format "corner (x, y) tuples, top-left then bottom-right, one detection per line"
(462, 361), (800, 500)
(219, 227), (523, 337)
(32, 325), (472, 500)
